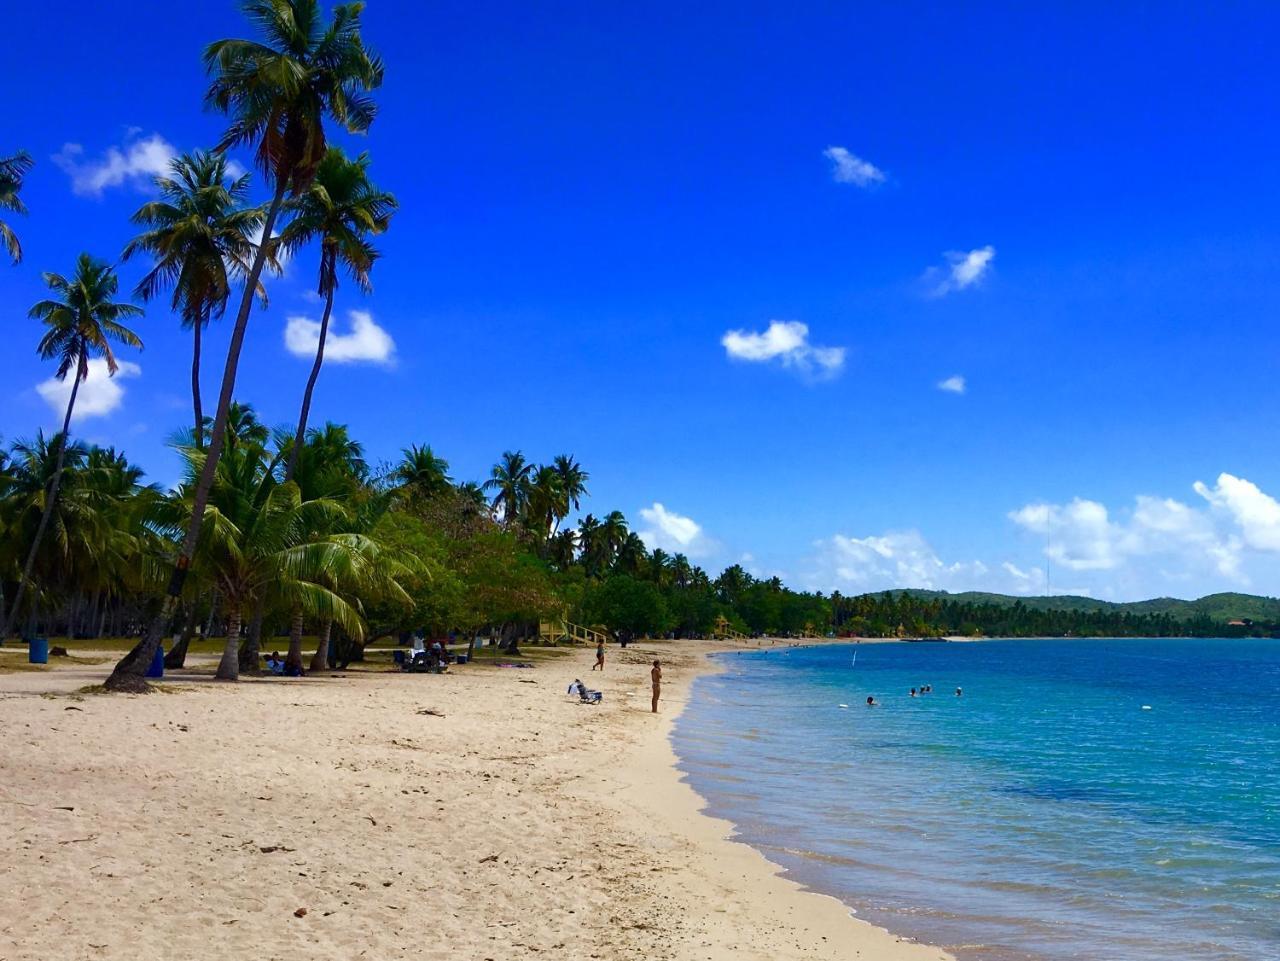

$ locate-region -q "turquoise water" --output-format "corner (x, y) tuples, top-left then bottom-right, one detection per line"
(672, 639), (1280, 960)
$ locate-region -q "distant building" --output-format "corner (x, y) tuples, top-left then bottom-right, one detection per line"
(1227, 618), (1253, 627)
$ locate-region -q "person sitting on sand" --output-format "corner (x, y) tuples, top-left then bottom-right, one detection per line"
(651, 660), (662, 713)
(265, 652), (284, 675)
(592, 641), (605, 672)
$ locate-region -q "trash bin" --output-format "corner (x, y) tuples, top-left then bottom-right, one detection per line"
(28, 637), (48, 664)
(146, 644), (165, 678)
(455, 653), (469, 665)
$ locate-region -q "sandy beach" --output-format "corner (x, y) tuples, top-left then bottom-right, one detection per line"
(0, 640), (949, 961)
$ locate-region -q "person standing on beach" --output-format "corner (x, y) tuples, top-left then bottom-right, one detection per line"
(592, 640), (605, 672)
(651, 660), (662, 712)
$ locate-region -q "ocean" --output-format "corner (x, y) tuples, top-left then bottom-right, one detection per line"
(672, 638), (1280, 961)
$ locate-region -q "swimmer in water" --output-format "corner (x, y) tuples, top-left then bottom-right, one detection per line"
(955, 687), (963, 697)
(866, 695), (878, 707)
(910, 688), (917, 697)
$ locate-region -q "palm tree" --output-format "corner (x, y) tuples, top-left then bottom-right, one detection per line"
(0, 255), (143, 642)
(599, 510), (630, 567)
(527, 465), (566, 541)
(483, 451), (534, 529)
(551, 454), (589, 517)
(577, 513), (602, 574)
(0, 151), (34, 264)
(108, 0), (383, 690)
(393, 444), (452, 499)
(123, 150), (270, 446)
(615, 531), (648, 574)
(280, 147), (395, 480)
(455, 481), (489, 519)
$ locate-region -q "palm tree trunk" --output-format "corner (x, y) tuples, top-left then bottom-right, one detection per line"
(107, 178), (289, 692)
(204, 589), (220, 640)
(285, 606), (305, 671)
(0, 365), (83, 642)
(191, 318), (204, 450)
(214, 606), (242, 681)
(164, 599), (200, 669)
(238, 604), (264, 674)
(309, 619), (332, 672)
(284, 285), (334, 482)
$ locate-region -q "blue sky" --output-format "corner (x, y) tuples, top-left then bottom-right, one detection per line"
(5, 1), (1280, 601)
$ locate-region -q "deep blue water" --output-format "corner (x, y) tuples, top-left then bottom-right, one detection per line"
(673, 639), (1280, 961)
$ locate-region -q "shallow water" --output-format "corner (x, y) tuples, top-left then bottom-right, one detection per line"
(673, 638), (1280, 961)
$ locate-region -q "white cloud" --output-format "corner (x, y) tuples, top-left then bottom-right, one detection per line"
(1009, 488), (1245, 581)
(807, 530), (989, 593)
(938, 374), (966, 394)
(794, 473), (1280, 600)
(637, 502), (717, 558)
(1193, 473), (1280, 552)
(822, 146), (885, 187)
(35, 360), (141, 421)
(52, 133), (176, 197)
(924, 246), (996, 297)
(284, 309), (396, 365)
(224, 158), (248, 180)
(721, 320), (845, 381)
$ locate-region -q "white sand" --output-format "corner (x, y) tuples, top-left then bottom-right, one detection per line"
(0, 640), (950, 960)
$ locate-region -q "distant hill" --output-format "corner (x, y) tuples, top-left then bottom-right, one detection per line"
(863, 590), (1280, 624)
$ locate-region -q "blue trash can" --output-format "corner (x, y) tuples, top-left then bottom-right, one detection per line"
(28, 637), (48, 664)
(146, 644), (165, 679)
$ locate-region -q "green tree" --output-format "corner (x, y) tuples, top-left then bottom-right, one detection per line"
(280, 147), (395, 479)
(0, 151), (34, 264)
(123, 150), (270, 446)
(583, 574), (669, 643)
(483, 450), (533, 530)
(393, 444), (453, 500)
(0, 256), (142, 642)
(109, 0), (384, 690)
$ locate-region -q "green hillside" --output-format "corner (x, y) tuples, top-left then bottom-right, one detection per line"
(866, 590), (1280, 623)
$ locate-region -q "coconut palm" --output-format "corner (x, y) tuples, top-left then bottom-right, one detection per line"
(123, 150), (270, 446)
(599, 510), (630, 567)
(393, 444), (452, 499)
(109, 0), (383, 690)
(551, 454), (588, 518)
(280, 147), (395, 480)
(455, 481), (489, 520)
(615, 531), (648, 574)
(526, 465), (566, 541)
(177, 437), (364, 680)
(0, 151), (34, 264)
(483, 451), (534, 529)
(0, 256), (143, 642)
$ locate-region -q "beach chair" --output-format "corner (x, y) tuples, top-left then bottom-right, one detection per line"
(568, 679), (602, 704)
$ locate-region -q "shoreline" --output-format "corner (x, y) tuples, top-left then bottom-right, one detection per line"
(616, 637), (954, 961)
(0, 639), (951, 960)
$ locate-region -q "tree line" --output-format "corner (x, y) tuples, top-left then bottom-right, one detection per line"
(831, 592), (1268, 638)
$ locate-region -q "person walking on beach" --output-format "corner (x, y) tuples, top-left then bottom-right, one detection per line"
(592, 640), (605, 672)
(651, 660), (662, 712)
